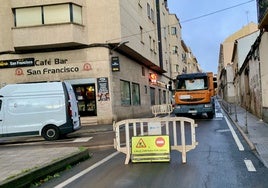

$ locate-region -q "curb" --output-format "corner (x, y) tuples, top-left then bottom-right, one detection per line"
(221, 104), (256, 151)
(0, 149), (90, 188)
(226, 112), (256, 150)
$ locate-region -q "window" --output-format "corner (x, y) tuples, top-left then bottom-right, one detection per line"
(151, 9), (154, 23)
(72, 4), (82, 24)
(153, 39), (156, 52)
(15, 7), (42, 26)
(44, 4), (70, 24)
(14, 3), (82, 27)
(147, 3), (151, 19)
(176, 65), (179, 72)
(177, 77), (207, 91)
(163, 90), (167, 104)
(163, 27), (167, 38)
(171, 27), (177, 35)
(172, 46), (178, 54)
(147, 3), (155, 23)
(0, 100), (2, 111)
(140, 26), (144, 43)
(158, 89), (161, 104)
(182, 53), (186, 61)
(150, 87), (155, 105)
(149, 36), (152, 50)
(138, 0), (142, 7)
(132, 83), (140, 105)
(120, 80), (131, 105)
(142, 66), (145, 76)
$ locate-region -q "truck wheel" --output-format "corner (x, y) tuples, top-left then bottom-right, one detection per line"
(207, 112), (214, 119)
(42, 125), (60, 141)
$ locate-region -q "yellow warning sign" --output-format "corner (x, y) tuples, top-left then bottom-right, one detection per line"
(131, 135), (170, 162)
(136, 138), (146, 148)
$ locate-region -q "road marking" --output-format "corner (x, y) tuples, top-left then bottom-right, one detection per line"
(72, 137), (93, 143)
(244, 159), (256, 172)
(216, 129), (230, 133)
(224, 116), (244, 151)
(54, 151), (120, 188)
(216, 113), (223, 118)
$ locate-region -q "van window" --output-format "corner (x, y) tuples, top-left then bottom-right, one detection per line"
(0, 100), (2, 111)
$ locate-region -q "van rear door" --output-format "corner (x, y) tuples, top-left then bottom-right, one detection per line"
(64, 82), (81, 130)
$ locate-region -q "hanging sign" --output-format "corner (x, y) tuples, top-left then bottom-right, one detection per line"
(111, 56), (120, 72)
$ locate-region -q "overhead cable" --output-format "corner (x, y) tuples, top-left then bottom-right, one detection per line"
(181, 0), (255, 23)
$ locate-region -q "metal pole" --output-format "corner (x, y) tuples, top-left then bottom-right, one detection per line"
(235, 104), (238, 122)
(245, 107), (248, 134)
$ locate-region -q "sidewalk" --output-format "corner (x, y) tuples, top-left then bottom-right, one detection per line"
(0, 124), (113, 187)
(220, 99), (268, 168)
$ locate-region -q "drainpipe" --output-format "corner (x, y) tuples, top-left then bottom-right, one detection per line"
(155, 0), (163, 69)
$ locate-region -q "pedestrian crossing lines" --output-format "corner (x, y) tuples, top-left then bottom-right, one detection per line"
(216, 112), (223, 118)
(72, 137), (93, 143)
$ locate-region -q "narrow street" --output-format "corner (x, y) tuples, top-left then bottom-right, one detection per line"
(37, 103), (268, 188)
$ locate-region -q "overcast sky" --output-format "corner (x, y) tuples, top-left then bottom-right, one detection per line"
(167, 0), (258, 74)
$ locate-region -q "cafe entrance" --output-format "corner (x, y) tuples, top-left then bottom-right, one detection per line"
(73, 84), (97, 116)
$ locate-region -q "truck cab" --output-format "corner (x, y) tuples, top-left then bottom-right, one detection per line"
(173, 72), (215, 118)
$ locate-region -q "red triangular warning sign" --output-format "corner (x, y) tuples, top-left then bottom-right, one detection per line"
(136, 138), (146, 148)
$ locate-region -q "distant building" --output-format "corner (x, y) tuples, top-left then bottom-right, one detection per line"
(217, 0), (268, 122)
(217, 22), (258, 102)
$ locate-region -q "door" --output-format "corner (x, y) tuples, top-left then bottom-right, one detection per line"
(73, 85), (97, 116)
(0, 99), (3, 134)
(64, 82), (81, 129)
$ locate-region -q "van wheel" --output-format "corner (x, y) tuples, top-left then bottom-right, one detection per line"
(42, 125), (60, 141)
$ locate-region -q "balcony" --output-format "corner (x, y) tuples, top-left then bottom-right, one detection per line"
(257, 0), (268, 29)
(12, 23), (88, 51)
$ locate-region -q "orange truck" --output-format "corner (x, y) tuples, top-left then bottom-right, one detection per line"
(173, 72), (216, 118)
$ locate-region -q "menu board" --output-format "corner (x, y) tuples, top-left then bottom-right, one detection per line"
(97, 77), (110, 101)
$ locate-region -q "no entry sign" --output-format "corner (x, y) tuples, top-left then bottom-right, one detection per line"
(155, 137), (165, 147)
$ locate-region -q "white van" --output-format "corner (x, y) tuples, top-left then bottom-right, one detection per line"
(0, 82), (81, 141)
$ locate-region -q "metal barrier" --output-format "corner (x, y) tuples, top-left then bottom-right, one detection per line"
(113, 116), (198, 164)
(151, 104), (173, 117)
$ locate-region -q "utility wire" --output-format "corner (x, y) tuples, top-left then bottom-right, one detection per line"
(107, 0), (255, 42)
(181, 0), (255, 23)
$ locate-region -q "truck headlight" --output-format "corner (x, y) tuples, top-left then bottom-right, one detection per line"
(175, 105), (181, 109)
(204, 104), (212, 108)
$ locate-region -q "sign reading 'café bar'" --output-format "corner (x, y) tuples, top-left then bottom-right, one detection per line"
(0, 58), (35, 69)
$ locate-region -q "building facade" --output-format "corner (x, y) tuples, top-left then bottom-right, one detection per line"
(217, 22), (258, 102)
(218, 0), (268, 122)
(0, 0), (193, 124)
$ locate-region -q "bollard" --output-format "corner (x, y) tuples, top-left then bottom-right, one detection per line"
(245, 108), (248, 133)
(235, 105), (238, 122)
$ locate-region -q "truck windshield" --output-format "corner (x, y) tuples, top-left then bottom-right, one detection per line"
(177, 77), (208, 91)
